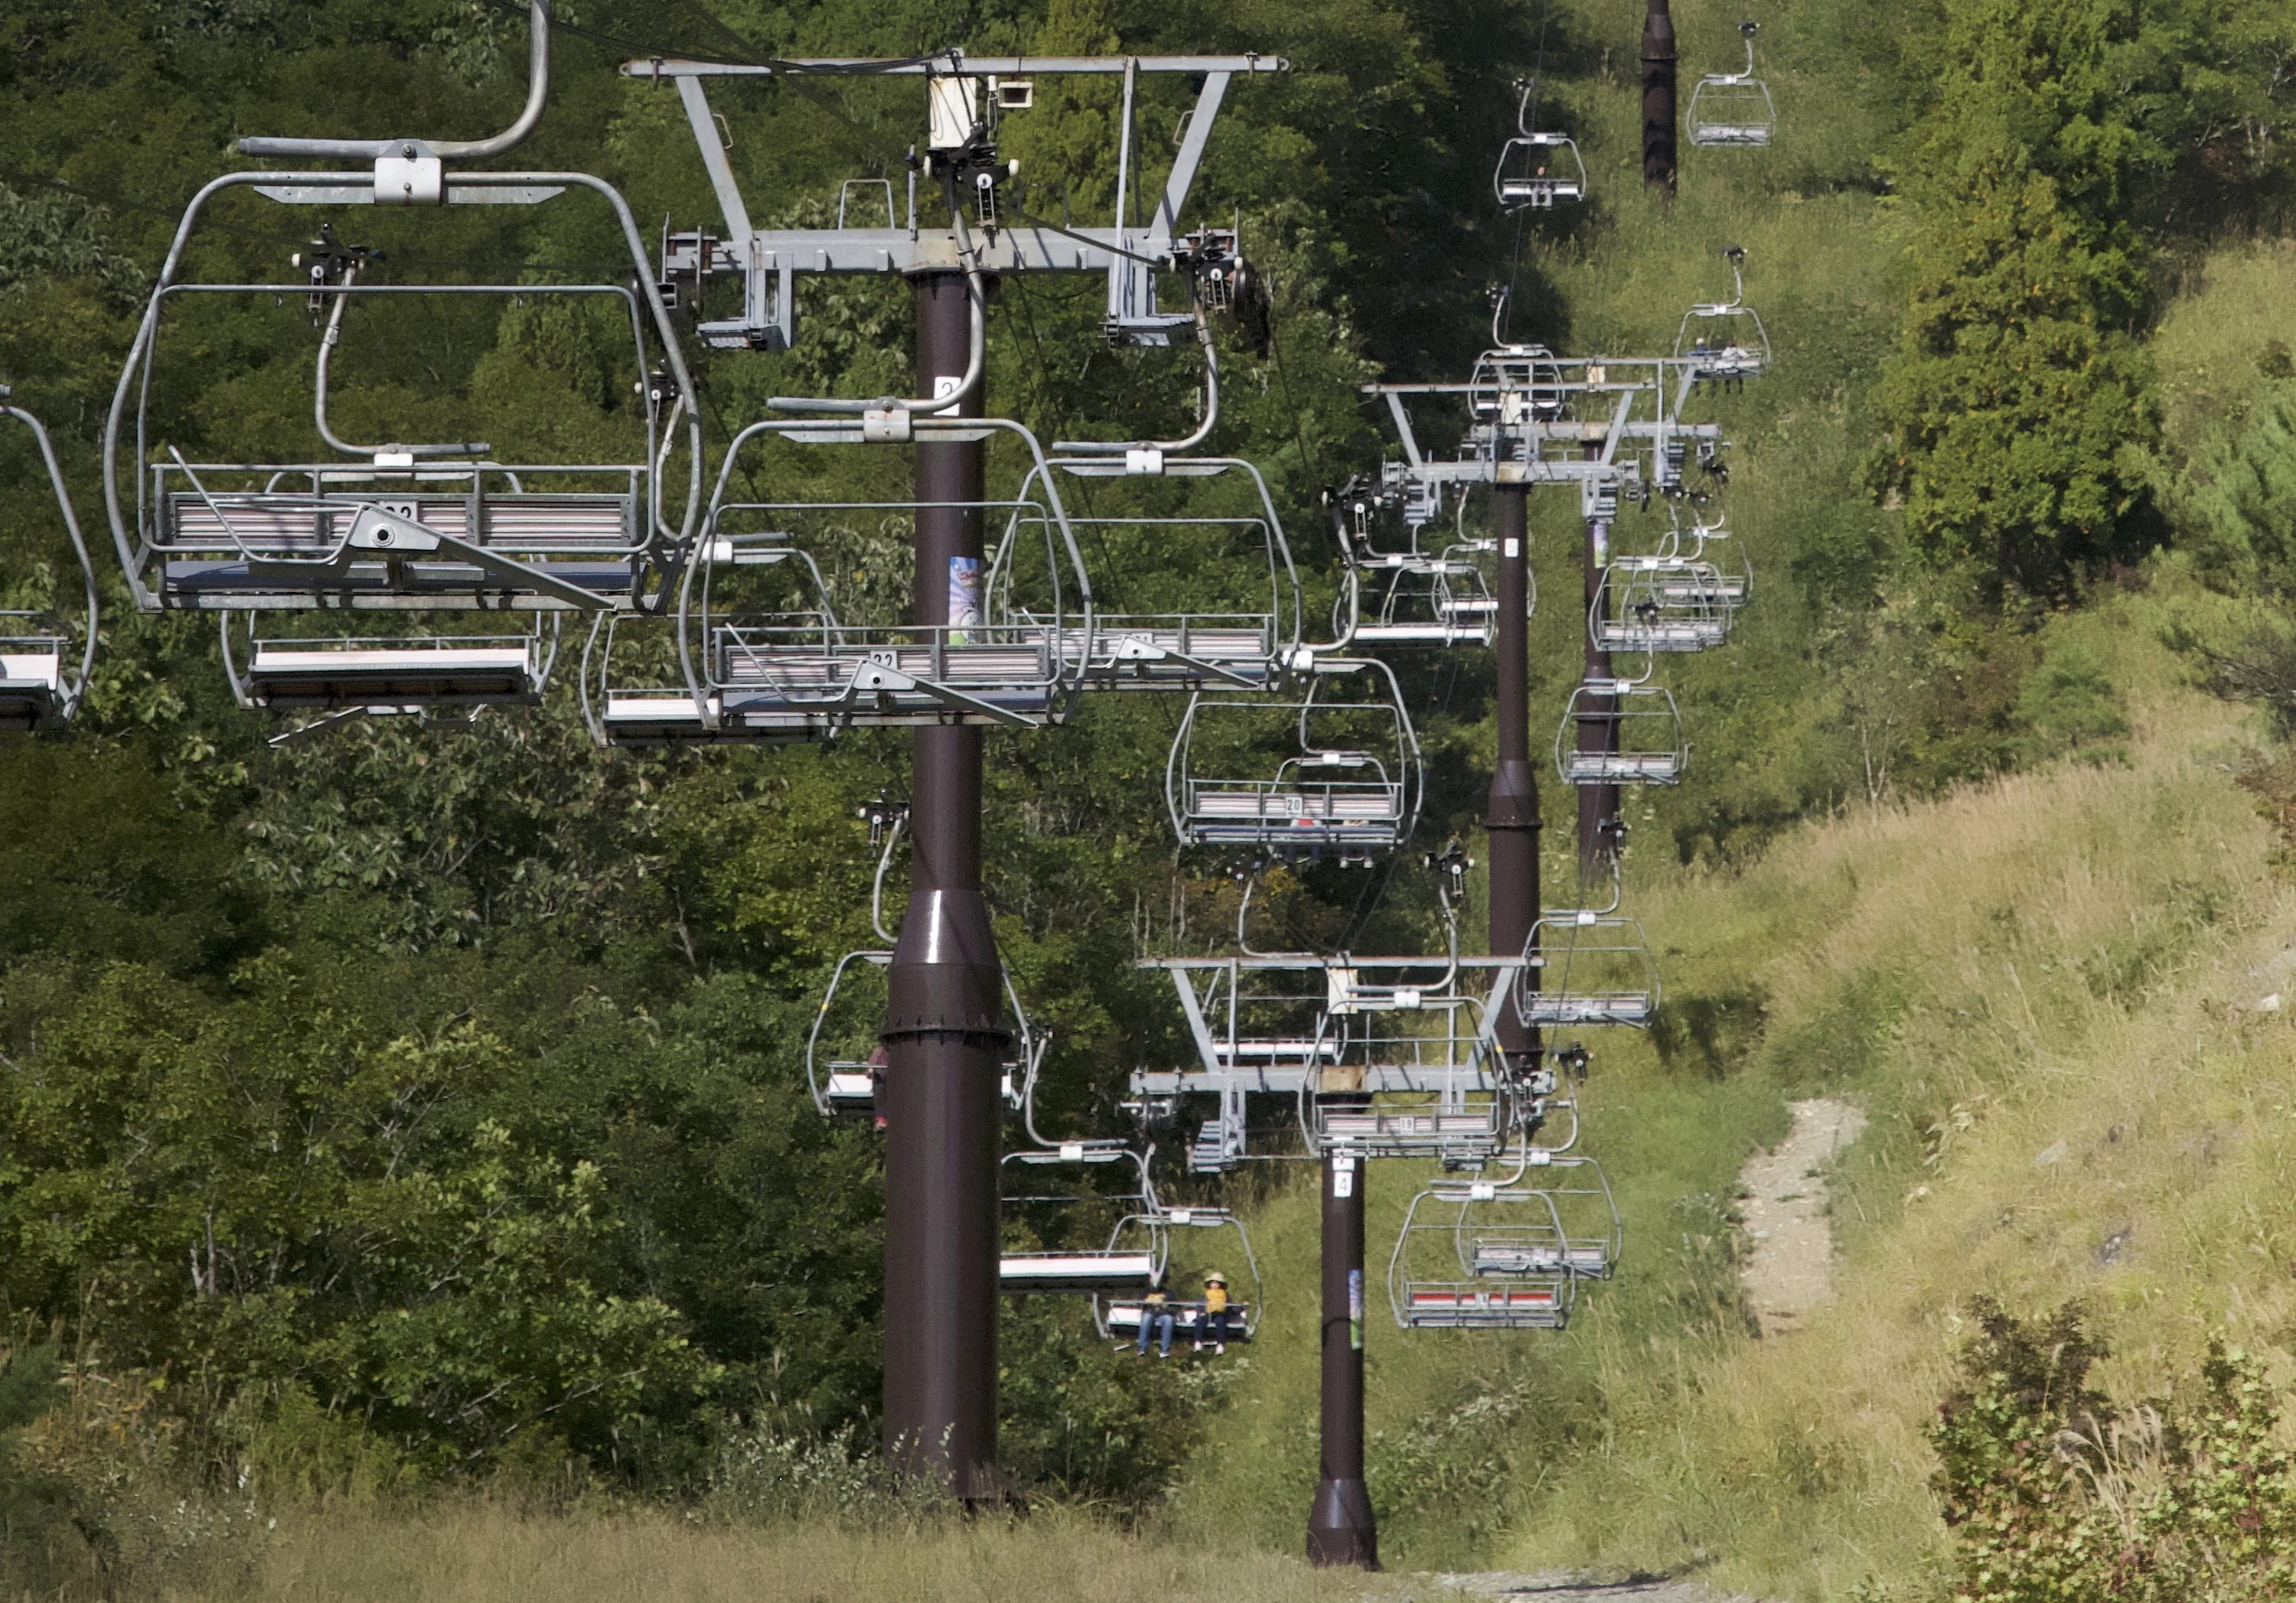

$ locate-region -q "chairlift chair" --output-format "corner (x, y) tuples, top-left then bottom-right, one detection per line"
(1388, 1157), (1622, 1330)
(106, 199), (700, 622)
(220, 612), (559, 716)
(0, 393), (100, 731)
(1672, 247), (1771, 386)
(1019, 456), (1303, 690)
(1520, 911), (1660, 1028)
(1554, 678), (1688, 786)
(1687, 24), (1779, 148)
(1591, 560), (1730, 655)
(1100, 1202), (1264, 1344)
(658, 419), (1091, 739)
(1301, 958), (1524, 1165)
(1493, 83), (1587, 211)
(804, 948), (1040, 1121)
(1166, 662), (1422, 862)
(1667, 515), (1752, 609)
(101, 8), (703, 730)
(1000, 1145), (1166, 1293)
(1337, 469), (1513, 647)
(581, 531), (847, 745)
(1466, 345), (1571, 465)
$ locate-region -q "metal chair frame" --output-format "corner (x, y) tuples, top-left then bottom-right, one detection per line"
(1687, 24), (1779, 148)
(646, 418), (1090, 739)
(1554, 678), (1688, 787)
(1388, 1155), (1621, 1330)
(1493, 83), (1587, 211)
(0, 396), (100, 731)
(1097, 1204), (1265, 1343)
(220, 611), (562, 716)
(103, 175), (701, 617)
(1672, 250), (1771, 386)
(804, 946), (1041, 1120)
(1592, 560), (1730, 657)
(1519, 911), (1661, 1029)
(1011, 455), (1303, 690)
(1166, 660), (1423, 861)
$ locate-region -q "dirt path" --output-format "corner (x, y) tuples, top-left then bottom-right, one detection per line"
(1737, 1097), (1867, 1337)
(1432, 1575), (1766, 1601)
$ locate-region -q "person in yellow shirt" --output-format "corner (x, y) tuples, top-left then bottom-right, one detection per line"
(1197, 1272), (1231, 1354)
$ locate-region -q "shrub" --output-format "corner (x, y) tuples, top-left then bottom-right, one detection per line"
(1932, 1298), (2296, 1601)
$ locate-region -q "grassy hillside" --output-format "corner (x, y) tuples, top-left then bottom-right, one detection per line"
(1143, 564), (2291, 1600)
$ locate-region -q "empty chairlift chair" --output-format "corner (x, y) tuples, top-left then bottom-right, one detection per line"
(582, 535), (845, 745)
(1022, 455), (1301, 690)
(1554, 678), (1688, 786)
(1302, 957), (1526, 1167)
(1688, 23), (1779, 148)
(1493, 80), (1587, 211)
(999, 1145), (1166, 1294)
(108, 213), (698, 625)
(0, 391), (100, 732)
(221, 614), (560, 725)
(1520, 911), (1661, 1029)
(653, 418), (1091, 741)
(1673, 247), (1771, 389)
(1592, 558), (1730, 655)
(805, 947), (1041, 1121)
(1388, 1158), (1623, 1331)
(100, 11), (703, 717)
(1166, 662), (1422, 863)
(1671, 514), (1753, 610)
(1339, 466), (1508, 648)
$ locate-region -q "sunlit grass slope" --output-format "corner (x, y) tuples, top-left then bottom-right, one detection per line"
(1153, 572), (2296, 1601)
(1492, 575), (2296, 1600)
(135, 1500), (1420, 1603)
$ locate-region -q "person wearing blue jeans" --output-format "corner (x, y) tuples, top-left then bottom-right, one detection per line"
(1133, 1285), (1176, 1357)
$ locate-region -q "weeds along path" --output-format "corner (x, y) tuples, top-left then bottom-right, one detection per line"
(1737, 1100), (1867, 1337)
(1493, 582), (2296, 1598)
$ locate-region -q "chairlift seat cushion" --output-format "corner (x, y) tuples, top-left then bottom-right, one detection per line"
(1104, 1301), (1253, 1341)
(0, 651), (63, 731)
(1, 651), (63, 692)
(246, 643), (538, 708)
(1520, 992), (1655, 1026)
(1558, 754), (1682, 784)
(1403, 1285), (1565, 1328)
(1000, 1252), (1158, 1292)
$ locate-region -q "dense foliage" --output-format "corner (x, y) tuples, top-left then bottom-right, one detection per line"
(1932, 1300), (2296, 1601)
(0, 0), (2292, 1582)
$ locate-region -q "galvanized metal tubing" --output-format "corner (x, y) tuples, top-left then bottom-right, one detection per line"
(1642, 0), (1678, 193)
(1307, 1146), (1378, 1569)
(882, 272), (1008, 1500)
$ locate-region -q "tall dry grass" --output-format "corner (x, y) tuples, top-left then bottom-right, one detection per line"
(110, 1500), (1415, 1603)
(1501, 592), (2296, 1599)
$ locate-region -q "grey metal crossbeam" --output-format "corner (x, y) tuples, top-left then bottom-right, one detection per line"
(625, 48), (1284, 350)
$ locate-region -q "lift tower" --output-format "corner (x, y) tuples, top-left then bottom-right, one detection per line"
(629, 47), (1282, 1497)
(1642, 0), (1678, 193)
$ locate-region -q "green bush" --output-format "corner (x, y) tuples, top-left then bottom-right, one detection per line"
(1933, 1298), (2296, 1601)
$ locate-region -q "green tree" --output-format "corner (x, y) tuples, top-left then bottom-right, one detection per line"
(1870, 0), (2164, 597)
